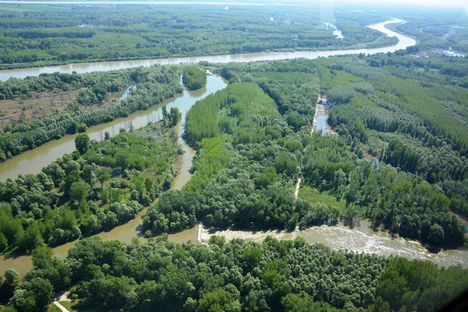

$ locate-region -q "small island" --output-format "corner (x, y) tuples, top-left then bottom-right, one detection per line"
(182, 66), (207, 90)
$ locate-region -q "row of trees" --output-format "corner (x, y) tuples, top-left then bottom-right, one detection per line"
(326, 55), (468, 154)
(184, 83), (286, 147)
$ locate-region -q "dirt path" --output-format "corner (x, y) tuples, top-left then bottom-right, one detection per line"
(294, 177), (301, 200)
(53, 301), (70, 312)
(52, 291), (71, 312)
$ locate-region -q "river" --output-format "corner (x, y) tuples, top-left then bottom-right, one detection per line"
(0, 74), (227, 276)
(3, 19), (465, 275)
(0, 76), (224, 179)
(200, 222), (468, 268)
(0, 18), (415, 81)
(0, 18), (413, 178)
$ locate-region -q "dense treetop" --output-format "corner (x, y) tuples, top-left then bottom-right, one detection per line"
(2, 236), (467, 311)
(0, 4), (395, 68)
(0, 114), (180, 254)
(0, 65), (181, 161)
(182, 66), (207, 90)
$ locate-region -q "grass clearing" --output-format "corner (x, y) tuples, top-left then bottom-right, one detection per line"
(298, 185), (346, 212)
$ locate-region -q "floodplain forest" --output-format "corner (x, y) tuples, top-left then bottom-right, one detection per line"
(0, 2), (467, 312)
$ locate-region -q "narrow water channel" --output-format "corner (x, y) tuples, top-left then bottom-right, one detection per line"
(0, 75), (227, 276)
(0, 76), (225, 180)
(201, 222), (468, 268)
(2, 19), (465, 275)
(311, 96), (334, 135)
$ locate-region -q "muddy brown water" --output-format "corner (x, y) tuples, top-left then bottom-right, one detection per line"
(0, 75), (227, 276)
(0, 18), (415, 82)
(2, 20), (466, 275)
(201, 221), (468, 268)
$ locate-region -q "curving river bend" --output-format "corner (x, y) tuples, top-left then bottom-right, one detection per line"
(0, 18), (414, 82)
(2, 19), (466, 275)
(0, 75), (228, 275)
(0, 18), (414, 179)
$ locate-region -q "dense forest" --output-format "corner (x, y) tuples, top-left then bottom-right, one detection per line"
(0, 55), (466, 310)
(0, 111), (180, 254)
(144, 82), (302, 236)
(140, 58), (466, 250)
(182, 66), (207, 90)
(0, 65), (181, 161)
(312, 55), (468, 220)
(0, 4), (467, 309)
(0, 4), (395, 68)
(225, 56), (467, 237)
(0, 236), (467, 311)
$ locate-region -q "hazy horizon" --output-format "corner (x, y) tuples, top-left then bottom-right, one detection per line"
(0, 0), (467, 9)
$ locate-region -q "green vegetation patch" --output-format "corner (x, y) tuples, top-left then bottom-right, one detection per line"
(182, 66), (207, 90)
(298, 186), (346, 212)
(0, 66), (182, 162)
(0, 115), (180, 254)
(4, 236), (468, 312)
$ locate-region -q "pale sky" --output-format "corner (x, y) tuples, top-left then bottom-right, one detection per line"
(265, 0), (468, 9)
(0, 0), (466, 9)
(322, 0), (467, 9)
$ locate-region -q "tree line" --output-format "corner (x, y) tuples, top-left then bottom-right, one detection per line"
(0, 5), (392, 68)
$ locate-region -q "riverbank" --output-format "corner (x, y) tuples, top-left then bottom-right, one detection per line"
(200, 221), (468, 268)
(0, 18), (415, 81)
(0, 76), (227, 276)
(0, 19), (425, 276)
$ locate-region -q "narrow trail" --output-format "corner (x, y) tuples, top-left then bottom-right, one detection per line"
(294, 177), (301, 200)
(53, 301), (70, 312)
(52, 292), (71, 312)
